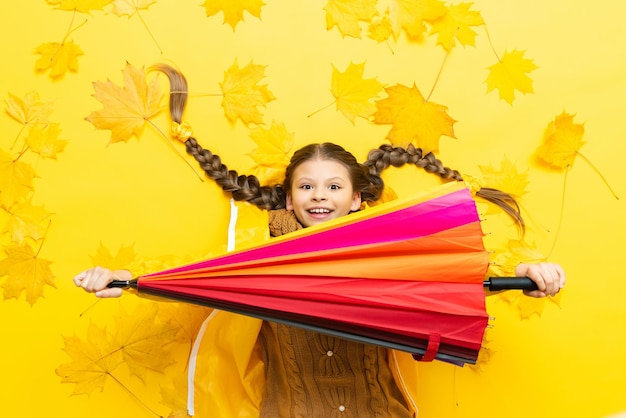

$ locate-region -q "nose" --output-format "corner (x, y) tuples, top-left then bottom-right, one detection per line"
(312, 189), (327, 201)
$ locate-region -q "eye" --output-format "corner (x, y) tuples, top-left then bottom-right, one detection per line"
(299, 184), (313, 190)
(329, 184), (341, 190)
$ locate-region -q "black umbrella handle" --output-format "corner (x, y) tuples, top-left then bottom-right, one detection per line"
(107, 279), (138, 289)
(484, 277), (538, 291)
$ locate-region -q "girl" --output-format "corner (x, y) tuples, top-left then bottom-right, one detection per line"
(74, 65), (565, 417)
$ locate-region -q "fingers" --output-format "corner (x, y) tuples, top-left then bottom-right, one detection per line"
(73, 266), (116, 296)
(518, 262), (566, 298)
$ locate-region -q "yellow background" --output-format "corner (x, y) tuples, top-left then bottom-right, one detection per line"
(0, 1), (624, 417)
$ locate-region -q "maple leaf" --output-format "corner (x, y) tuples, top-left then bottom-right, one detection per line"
(86, 62), (164, 143)
(34, 41), (84, 78)
(368, 12), (393, 43)
(0, 149), (36, 207)
(25, 123), (68, 159)
(486, 49), (538, 104)
(90, 242), (137, 271)
(388, 0), (447, 40)
(4, 199), (53, 244)
(324, 0), (378, 38)
(373, 83), (456, 153)
(158, 303), (213, 346)
(111, 303), (179, 381)
(248, 120), (294, 185)
(535, 112), (585, 170)
(479, 156), (529, 199)
(5, 91), (54, 127)
(330, 62), (384, 124)
(111, 0), (156, 16)
(0, 242), (55, 306)
(220, 60), (275, 125)
(202, 0), (264, 30)
(56, 322), (124, 395)
(429, 2), (484, 51)
(47, 0), (113, 13)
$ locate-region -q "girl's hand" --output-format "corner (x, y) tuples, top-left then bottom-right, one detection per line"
(516, 262), (566, 298)
(73, 266), (130, 298)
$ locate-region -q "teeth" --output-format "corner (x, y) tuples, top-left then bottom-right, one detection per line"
(309, 208), (330, 214)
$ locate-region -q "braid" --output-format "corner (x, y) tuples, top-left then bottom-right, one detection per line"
(154, 64), (287, 210)
(365, 144), (525, 232)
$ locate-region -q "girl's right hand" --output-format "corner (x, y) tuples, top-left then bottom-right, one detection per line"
(73, 266), (130, 298)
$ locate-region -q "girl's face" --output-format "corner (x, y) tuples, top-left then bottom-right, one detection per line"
(286, 159), (361, 227)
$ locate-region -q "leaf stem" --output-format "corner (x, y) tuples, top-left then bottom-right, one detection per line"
(307, 101), (336, 118)
(136, 11), (163, 55)
(545, 167), (568, 259)
(107, 372), (164, 418)
(483, 24), (502, 63)
(577, 151), (620, 200)
(425, 27), (457, 102)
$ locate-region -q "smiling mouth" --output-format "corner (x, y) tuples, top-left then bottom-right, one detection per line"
(308, 208), (331, 214)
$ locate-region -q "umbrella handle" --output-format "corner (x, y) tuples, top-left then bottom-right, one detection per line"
(107, 279), (138, 289)
(484, 277), (538, 291)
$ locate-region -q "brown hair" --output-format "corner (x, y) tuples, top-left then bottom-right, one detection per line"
(154, 64), (524, 230)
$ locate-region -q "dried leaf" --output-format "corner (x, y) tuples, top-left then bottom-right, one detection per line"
(324, 0), (378, 38)
(86, 63), (164, 143)
(34, 41), (84, 78)
(111, 0), (156, 16)
(388, 0), (447, 40)
(0, 149), (36, 207)
(248, 120), (294, 185)
(5, 91), (54, 126)
(48, 0), (113, 13)
(4, 199), (53, 244)
(202, 0), (263, 30)
(0, 242), (56, 306)
(25, 123), (68, 159)
(220, 59), (275, 125)
(89, 242), (137, 271)
(331, 62), (384, 124)
(56, 322), (124, 395)
(373, 83), (456, 153)
(535, 112), (585, 170)
(429, 2), (484, 51)
(486, 49), (538, 105)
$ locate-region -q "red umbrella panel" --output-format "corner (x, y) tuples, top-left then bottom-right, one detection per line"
(124, 183), (491, 365)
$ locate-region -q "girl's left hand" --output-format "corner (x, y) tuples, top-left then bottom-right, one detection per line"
(516, 262), (566, 298)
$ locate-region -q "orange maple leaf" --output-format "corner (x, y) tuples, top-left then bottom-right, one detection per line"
(388, 0), (447, 40)
(330, 61), (384, 124)
(48, 0), (113, 13)
(202, 0), (263, 30)
(4, 199), (53, 244)
(5, 91), (54, 127)
(34, 41), (84, 78)
(429, 2), (484, 51)
(248, 120), (294, 185)
(535, 112), (585, 170)
(220, 60), (275, 125)
(373, 83), (456, 153)
(56, 322), (124, 395)
(25, 123), (68, 159)
(0, 149), (36, 207)
(86, 63), (164, 143)
(0, 242), (56, 306)
(486, 49), (538, 105)
(324, 0), (379, 38)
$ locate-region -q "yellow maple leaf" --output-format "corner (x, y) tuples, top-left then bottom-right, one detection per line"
(111, 0), (156, 15)
(56, 323), (124, 395)
(25, 123), (68, 159)
(388, 0), (447, 40)
(479, 156), (529, 199)
(86, 63), (164, 143)
(324, 0), (378, 38)
(48, 0), (113, 13)
(535, 112), (585, 170)
(5, 91), (54, 126)
(89, 242), (137, 271)
(0, 242), (56, 306)
(373, 83), (456, 153)
(111, 303), (179, 381)
(34, 41), (84, 78)
(220, 59), (275, 125)
(486, 49), (538, 105)
(158, 303), (214, 346)
(368, 12), (393, 43)
(429, 2), (484, 51)
(330, 62), (384, 124)
(4, 199), (53, 244)
(202, 0), (264, 30)
(0, 149), (36, 207)
(248, 120), (294, 185)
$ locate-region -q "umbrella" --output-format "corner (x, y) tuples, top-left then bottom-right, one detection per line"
(109, 182), (536, 365)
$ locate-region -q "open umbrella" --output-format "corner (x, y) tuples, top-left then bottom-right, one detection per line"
(109, 182), (536, 365)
